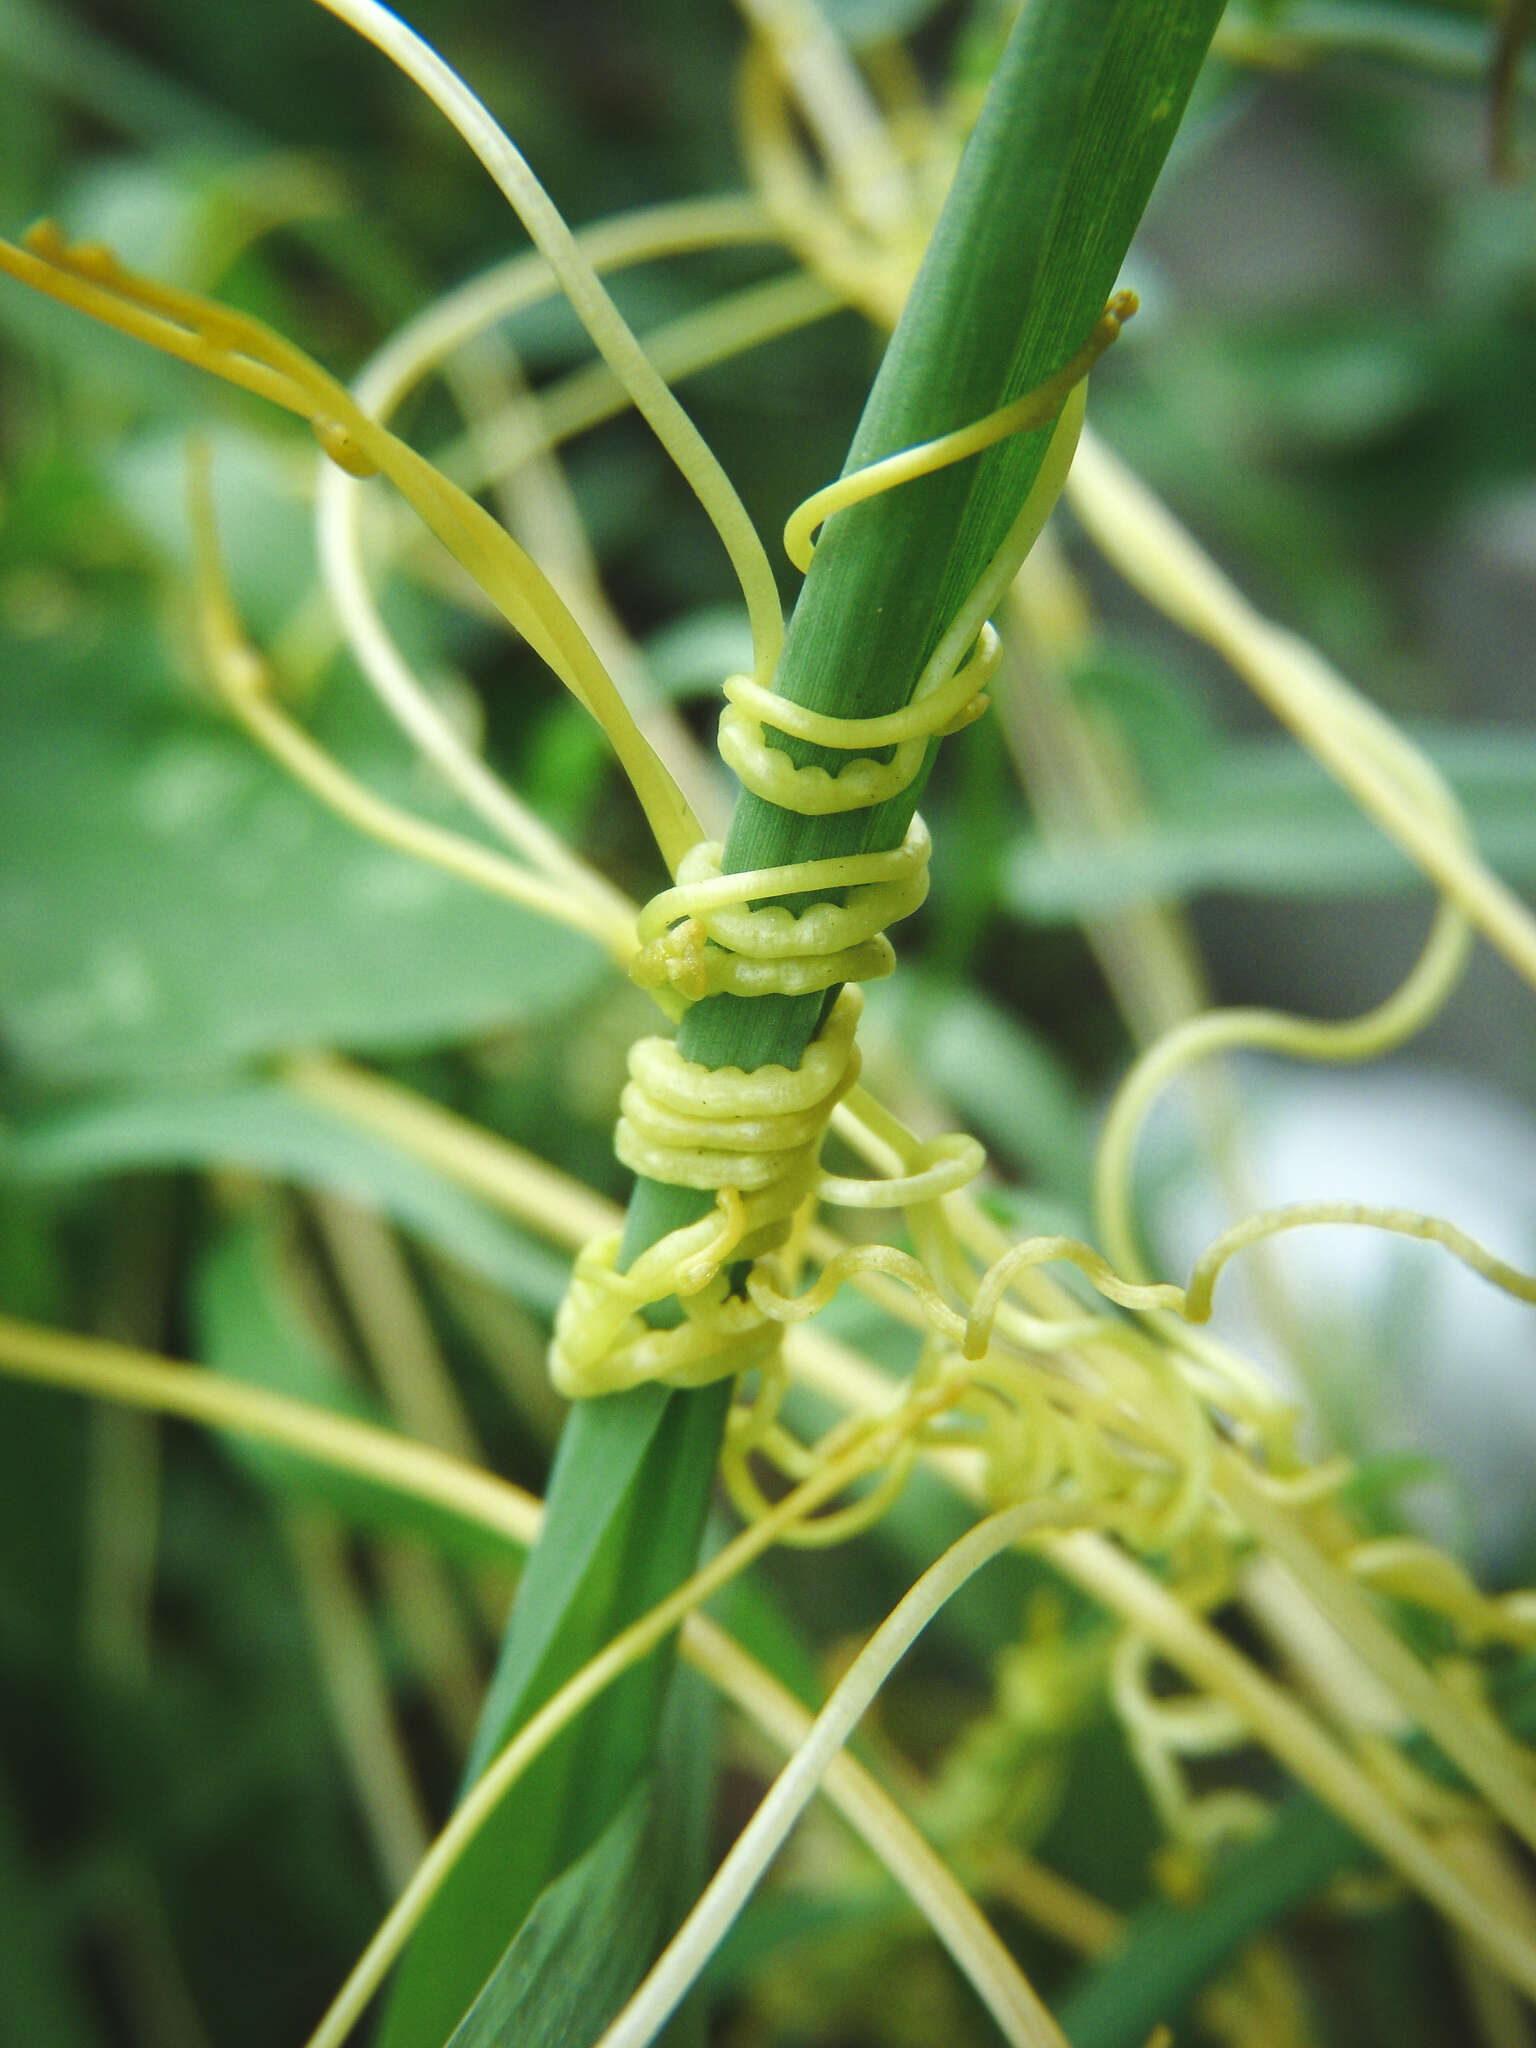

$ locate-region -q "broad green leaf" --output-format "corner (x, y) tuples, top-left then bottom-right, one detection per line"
(3, 1083), (570, 1315)
(0, 651), (606, 1083)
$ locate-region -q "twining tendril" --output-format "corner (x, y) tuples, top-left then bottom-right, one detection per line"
(631, 820), (934, 1008)
(716, 626), (1001, 817)
(551, 301), (1134, 1405)
(0, 219), (702, 877)
(314, 0), (788, 689)
(186, 444), (638, 962)
(782, 291), (1135, 574)
(1111, 1631), (1272, 1858)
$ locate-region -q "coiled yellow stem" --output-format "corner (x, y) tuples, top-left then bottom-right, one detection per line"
(550, 304), (1133, 1405)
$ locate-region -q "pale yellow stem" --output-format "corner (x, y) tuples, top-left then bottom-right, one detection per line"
(375, 1540), (486, 1756)
(286, 1052), (618, 1249)
(312, 0), (785, 679)
(687, 1614), (1099, 2030)
(981, 1843), (1122, 1960)
(224, 665), (638, 960)
(190, 480), (640, 963)
(595, 1501), (1077, 2048)
(1221, 1456), (1536, 1863)
(776, 1316), (1536, 1994)
(1069, 427), (1536, 993)
(442, 319), (725, 836)
(1045, 1528), (1536, 2001)
(309, 1190), (483, 1461)
(320, 195), (783, 883)
(0, 1313), (541, 1554)
(731, 0), (913, 237)
(1, 1308), (1054, 2048)
(442, 270), (840, 500)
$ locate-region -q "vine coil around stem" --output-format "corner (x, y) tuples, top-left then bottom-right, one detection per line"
(548, 299), (1137, 1408)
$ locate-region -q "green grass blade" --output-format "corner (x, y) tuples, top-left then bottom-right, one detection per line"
(379, 1383), (728, 2048)
(1055, 1795), (1361, 2048)
(446, 1664), (715, 2048)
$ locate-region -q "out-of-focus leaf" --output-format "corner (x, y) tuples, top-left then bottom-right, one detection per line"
(0, 652), (607, 1083)
(0, 1765), (106, 2048)
(1005, 725), (1536, 920)
(105, 424), (317, 638)
(876, 977), (1091, 1202)
(3, 1083), (571, 1314)
(642, 605), (755, 701)
(191, 1217), (524, 1566)
(0, 0), (247, 150)
(1224, 314), (1432, 447)
(1066, 639), (1221, 807)
(820, 0), (950, 49)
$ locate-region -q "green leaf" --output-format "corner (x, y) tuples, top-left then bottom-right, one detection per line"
(1005, 724), (1536, 920)
(447, 1663), (715, 2048)
(445, 1783), (664, 2048)
(380, 1383), (730, 2048)
(191, 1216), (523, 1566)
(3, 1082), (570, 1314)
(0, 0), (247, 151)
(0, 652), (606, 1085)
(0, 1764), (108, 2048)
